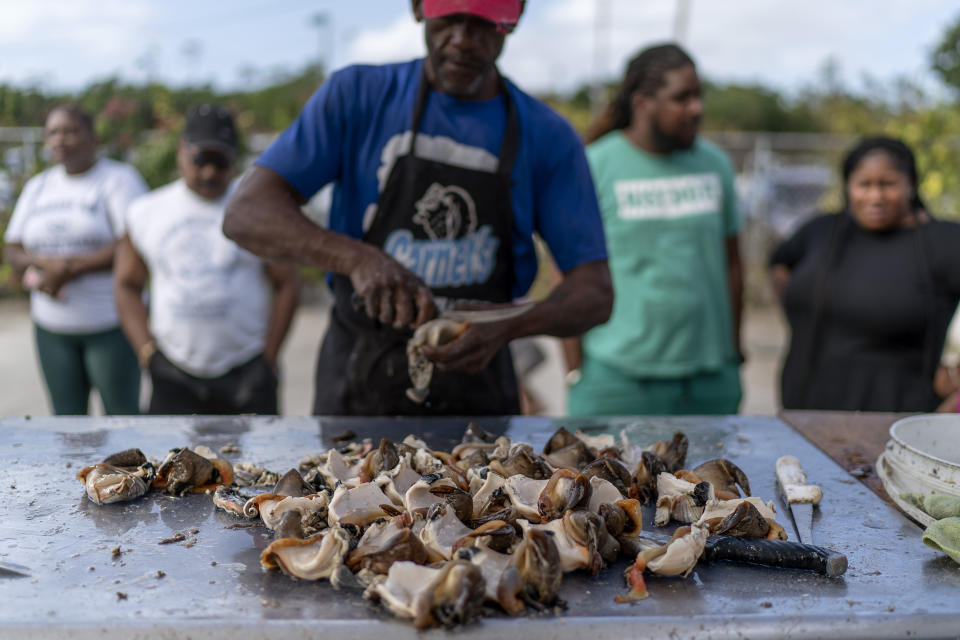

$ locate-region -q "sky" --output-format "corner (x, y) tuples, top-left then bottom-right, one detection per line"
(0, 0), (957, 97)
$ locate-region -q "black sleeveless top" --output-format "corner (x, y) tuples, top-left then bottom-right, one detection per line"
(771, 213), (960, 411)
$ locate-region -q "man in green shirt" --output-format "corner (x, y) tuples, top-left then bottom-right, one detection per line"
(566, 43), (743, 415)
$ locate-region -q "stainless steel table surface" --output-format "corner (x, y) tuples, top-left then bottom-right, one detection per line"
(0, 415), (957, 640)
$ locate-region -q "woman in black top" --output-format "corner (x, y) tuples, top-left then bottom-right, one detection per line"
(770, 137), (960, 411)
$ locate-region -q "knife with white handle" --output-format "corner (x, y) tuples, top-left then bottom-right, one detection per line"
(775, 455), (822, 545)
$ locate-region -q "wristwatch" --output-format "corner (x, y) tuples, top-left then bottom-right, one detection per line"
(565, 368), (582, 386)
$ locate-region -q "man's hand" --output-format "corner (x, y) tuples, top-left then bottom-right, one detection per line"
(350, 245), (435, 329)
(419, 321), (511, 373)
(421, 259), (612, 375)
(225, 168), (435, 330)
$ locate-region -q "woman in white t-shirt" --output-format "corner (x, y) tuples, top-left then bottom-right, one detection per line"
(3, 104), (147, 415)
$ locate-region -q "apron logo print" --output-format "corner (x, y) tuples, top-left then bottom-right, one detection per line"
(412, 183), (478, 241)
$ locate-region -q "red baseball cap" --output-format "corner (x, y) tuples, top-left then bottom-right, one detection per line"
(422, 0), (523, 30)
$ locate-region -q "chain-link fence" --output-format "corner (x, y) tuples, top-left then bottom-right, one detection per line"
(0, 127), (44, 294)
(704, 131), (854, 305)
(0, 127), (43, 211)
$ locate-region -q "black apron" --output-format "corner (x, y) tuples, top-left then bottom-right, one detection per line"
(313, 66), (521, 416)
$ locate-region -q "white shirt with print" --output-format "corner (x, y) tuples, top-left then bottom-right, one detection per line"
(125, 179), (271, 378)
(4, 158), (148, 333)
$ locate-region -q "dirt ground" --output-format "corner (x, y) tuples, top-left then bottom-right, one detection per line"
(0, 296), (788, 417)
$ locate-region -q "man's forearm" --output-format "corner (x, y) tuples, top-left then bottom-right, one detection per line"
(223, 166), (371, 275)
(115, 283), (153, 358)
(561, 337), (583, 373)
(263, 270), (300, 365)
(113, 236), (153, 358)
(419, 259), (612, 374)
(224, 166), (437, 329)
(507, 260), (612, 340)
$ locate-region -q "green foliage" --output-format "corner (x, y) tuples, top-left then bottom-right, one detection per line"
(2, 51), (960, 299)
(0, 232), (14, 296)
(0, 65), (322, 136)
(883, 108), (960, 218)
(702, 81), (819, 132)
(540, 95), (593, 134)
(225, 64), (323, 132)
(932, 12), (960, 95)
(133, 132), (180, 189)
(788, 62), (960, 219)
(0, 263), (13, 296)
(538, 78), (833, 139)
(0, 84), (60, 125)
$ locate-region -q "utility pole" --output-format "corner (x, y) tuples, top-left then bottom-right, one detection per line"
(135, 45), (160, 85)
(180, 39), (202, 86)
(673, 0), (691, 43)
(311, 12), (332, 80)
(590, 0), (611, 117)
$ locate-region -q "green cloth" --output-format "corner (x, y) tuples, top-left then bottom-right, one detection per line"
(922, 517), (960, 564)
(900, 493), (960, 564)
(901, 492), (960, 520)
(583, 132), (742, 380)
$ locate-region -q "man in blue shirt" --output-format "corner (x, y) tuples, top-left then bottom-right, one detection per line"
(224, 0), (612, 416)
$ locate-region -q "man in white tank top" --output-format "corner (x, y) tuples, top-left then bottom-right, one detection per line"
(114, 105), (299, 414)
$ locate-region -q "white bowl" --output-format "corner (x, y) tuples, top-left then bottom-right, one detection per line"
(876, 414), (960, 526)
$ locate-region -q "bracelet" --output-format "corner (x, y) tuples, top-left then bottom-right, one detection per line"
(137, 340), (157, 368)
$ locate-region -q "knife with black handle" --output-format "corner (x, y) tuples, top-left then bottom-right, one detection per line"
(620, 533), (847, 577)
(702, 535), (847, 577)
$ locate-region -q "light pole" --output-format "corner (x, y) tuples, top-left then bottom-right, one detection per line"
(673, 0), (691, 43)
(311, 12), (332, 80)
(591, 0), (611, 117)
(180, 39), (202, 86)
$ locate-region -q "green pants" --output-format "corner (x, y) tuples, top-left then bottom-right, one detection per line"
(567, 356), (742, 416)
(34, 324), (140, 415)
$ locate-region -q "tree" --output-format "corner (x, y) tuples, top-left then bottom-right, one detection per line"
(702, 81), (818, 132)
(932, 12), (960, 96)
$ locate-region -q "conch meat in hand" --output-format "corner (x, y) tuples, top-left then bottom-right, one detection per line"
(406, 319), (467, 403)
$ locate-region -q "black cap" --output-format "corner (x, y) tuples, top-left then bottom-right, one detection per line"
(183, 104), (238, 151)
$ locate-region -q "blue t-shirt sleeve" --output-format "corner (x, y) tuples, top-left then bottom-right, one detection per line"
(532, 119), (608, 272)
(255, 69), (351, 201)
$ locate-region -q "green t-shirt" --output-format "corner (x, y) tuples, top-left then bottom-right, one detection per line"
(584, 131), (742, 378)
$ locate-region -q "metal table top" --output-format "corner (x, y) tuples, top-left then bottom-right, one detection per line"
(0, 415), (957, 639)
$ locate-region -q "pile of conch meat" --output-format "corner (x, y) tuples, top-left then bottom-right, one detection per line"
(76, 424), (787, 629)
